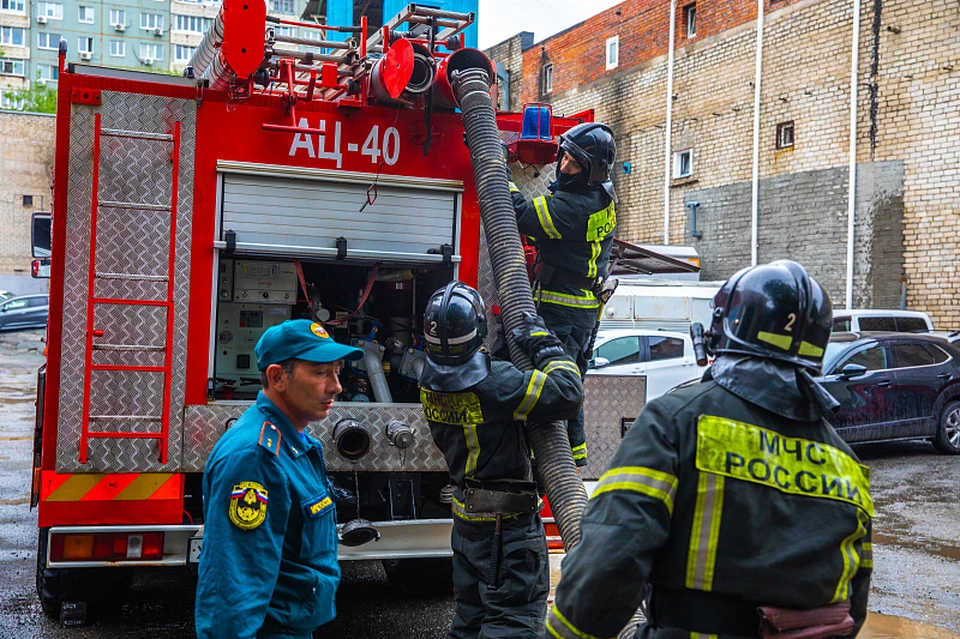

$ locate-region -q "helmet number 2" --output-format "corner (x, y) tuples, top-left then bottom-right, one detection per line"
(784, 313), (796, 332)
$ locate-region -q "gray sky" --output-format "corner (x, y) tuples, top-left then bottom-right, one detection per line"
(477, 0), (624, 49)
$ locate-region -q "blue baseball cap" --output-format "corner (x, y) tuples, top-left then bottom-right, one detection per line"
(255, 319), (364, 370)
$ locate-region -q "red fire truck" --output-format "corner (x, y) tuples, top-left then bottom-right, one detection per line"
(31, 0), (646, 623)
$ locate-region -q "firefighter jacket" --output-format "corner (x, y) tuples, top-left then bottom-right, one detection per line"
(547, 374), (873, 639)
(195, 392), (340, 639)
(420, 351), (583, 521)
(510, 181), (616, 312)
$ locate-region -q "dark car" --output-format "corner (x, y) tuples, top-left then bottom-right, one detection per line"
(0, 293), (48, 331)
(819, 332), (960, 454)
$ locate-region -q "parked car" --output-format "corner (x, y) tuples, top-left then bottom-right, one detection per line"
(587, 328), (707, 400)
(832, 309), (933, 333)
(819, 332), (960, 453)
(0, 294), (49, 331)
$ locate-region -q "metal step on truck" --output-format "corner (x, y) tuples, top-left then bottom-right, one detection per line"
(30, 0), (652, 624)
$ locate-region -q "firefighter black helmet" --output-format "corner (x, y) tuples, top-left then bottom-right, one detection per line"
(558, 122), (618, 201)
(707, 260), (833, 371)
(419, 281), (491, 392)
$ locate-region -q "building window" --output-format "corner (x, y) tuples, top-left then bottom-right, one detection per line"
(274, 25), (295, 37)
(174, 15), (212, 33)
(36, 1), (62, 19)
(110, 8), (126, 26)
(684, 3), (697, 38)
(140, 13), (164, 31)
(38, 63), (58, 81)
(268, 0), (295, 15)
(0, 26), (25, 47)
(1, 91), (24, 109)
(110, 40), (126, 57)
(78, 37), (93, 54)
(36, 32), (61, 50)
(540, 63), (553, 95)
(78, 6), (94, 23)
(0, 0), (25, 14)
(174, 44), (196, 62)
(139, 43), (164, 62)
(673, 149), (693, 179)
(776, 121), (795, 149)
(605, 35), (619, 70)
(0, 57), (25, 76)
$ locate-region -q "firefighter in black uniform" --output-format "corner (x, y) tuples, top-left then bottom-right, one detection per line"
(419, 281), (583, 639)
(510, 122), (618, 467)
(546, 260), (873, 639)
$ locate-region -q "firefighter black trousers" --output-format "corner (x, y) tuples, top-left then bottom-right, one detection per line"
(448, 513), (549, 639)
(537, 303), (595, 466)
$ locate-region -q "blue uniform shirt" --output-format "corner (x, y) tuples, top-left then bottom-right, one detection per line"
(195, 391), (340, 639)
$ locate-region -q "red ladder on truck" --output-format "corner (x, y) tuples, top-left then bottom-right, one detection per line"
(79, 112), (182, 465)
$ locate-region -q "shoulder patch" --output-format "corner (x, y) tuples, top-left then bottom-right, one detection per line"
(229, 481), (268, 530)
(258, 421), (282, 456)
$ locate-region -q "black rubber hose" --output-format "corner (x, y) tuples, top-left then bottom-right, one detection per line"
(453, 67), (588, 549)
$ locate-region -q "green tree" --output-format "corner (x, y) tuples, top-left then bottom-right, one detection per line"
(2, 70), (58, 114)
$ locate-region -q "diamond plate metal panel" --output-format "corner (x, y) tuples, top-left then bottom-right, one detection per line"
(580, 375), (646, 480)
(183, 403), (449, 473)
(57, 91), (196, 473)
(478, 159), (558, 351)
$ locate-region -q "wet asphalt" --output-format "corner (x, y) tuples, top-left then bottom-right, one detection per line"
(0, 328), (958, 638)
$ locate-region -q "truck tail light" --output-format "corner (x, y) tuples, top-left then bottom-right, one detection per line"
(50, 533), (164, 562)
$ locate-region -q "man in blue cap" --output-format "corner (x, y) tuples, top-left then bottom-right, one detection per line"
(195, 319), (363, 639)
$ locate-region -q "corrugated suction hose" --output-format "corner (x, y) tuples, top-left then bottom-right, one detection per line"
(452, 67), (587, 549)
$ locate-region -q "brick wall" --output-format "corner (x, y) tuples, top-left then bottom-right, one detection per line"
(487, 0), (960, 327)
(486, 32), (533, 112)
(0, 111), (56, 279)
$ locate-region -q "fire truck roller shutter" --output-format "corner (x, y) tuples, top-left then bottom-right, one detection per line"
(218, 168), (462, 263)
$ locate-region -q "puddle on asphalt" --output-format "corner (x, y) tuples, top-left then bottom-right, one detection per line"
(0, 436), (29, 441)
(872, 530), (960, 562)
(0, 498), (29, 506)
(548, 556), (960, 638)
(862, 612), (960, 638)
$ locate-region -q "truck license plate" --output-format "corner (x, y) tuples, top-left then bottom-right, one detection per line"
(188, 537), (202, 563)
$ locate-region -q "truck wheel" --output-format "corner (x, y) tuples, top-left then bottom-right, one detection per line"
(381, 558), (453, 596)
(933, 401), (960, 455)
(36, 529), (133, 623)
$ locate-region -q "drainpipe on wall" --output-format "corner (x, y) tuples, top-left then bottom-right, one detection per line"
(845, 0), (863, 310)
(663, 0), (678, 245)
(750, 0), (765, 267)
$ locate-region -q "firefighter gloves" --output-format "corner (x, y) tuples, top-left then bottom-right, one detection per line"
(511, 312), (567, 369)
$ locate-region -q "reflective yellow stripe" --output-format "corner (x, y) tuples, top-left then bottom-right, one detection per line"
(861, 541), (873, 569)
(571, 442), (587, 461)
(798, 341), (825, 357)
(686, 472), (725, 591)
(695, 415), (874, 516)
(508, 181), (521, 193)
(690, 634), (719, 639)
(513, 370), (547, 421)
(593, 466), (678, 514)
(534, 196), (562, 240)
(546, 603), (615, 639)
(115, 474), (175, 500)
(463, 423), (480, 478)
(542, 359), (582, 377)
(832, 509), (869, 602)
(587, 240), (600, 279)
(44, 474), (106, 502)
(537, 289), (600, 309)
(757, 331), (792, 351)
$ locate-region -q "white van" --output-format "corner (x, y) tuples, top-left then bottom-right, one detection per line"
(832, 309), (933, 333)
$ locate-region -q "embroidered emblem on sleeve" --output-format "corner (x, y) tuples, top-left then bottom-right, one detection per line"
(229, 481), (269, 530)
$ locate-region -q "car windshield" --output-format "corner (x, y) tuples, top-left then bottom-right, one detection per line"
(822, 342), (849, 372)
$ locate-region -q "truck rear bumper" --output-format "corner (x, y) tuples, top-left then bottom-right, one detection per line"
(46, 519), (454, 568)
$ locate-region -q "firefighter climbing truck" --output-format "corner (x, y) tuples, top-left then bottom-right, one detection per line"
(31, 0), (644, 621)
